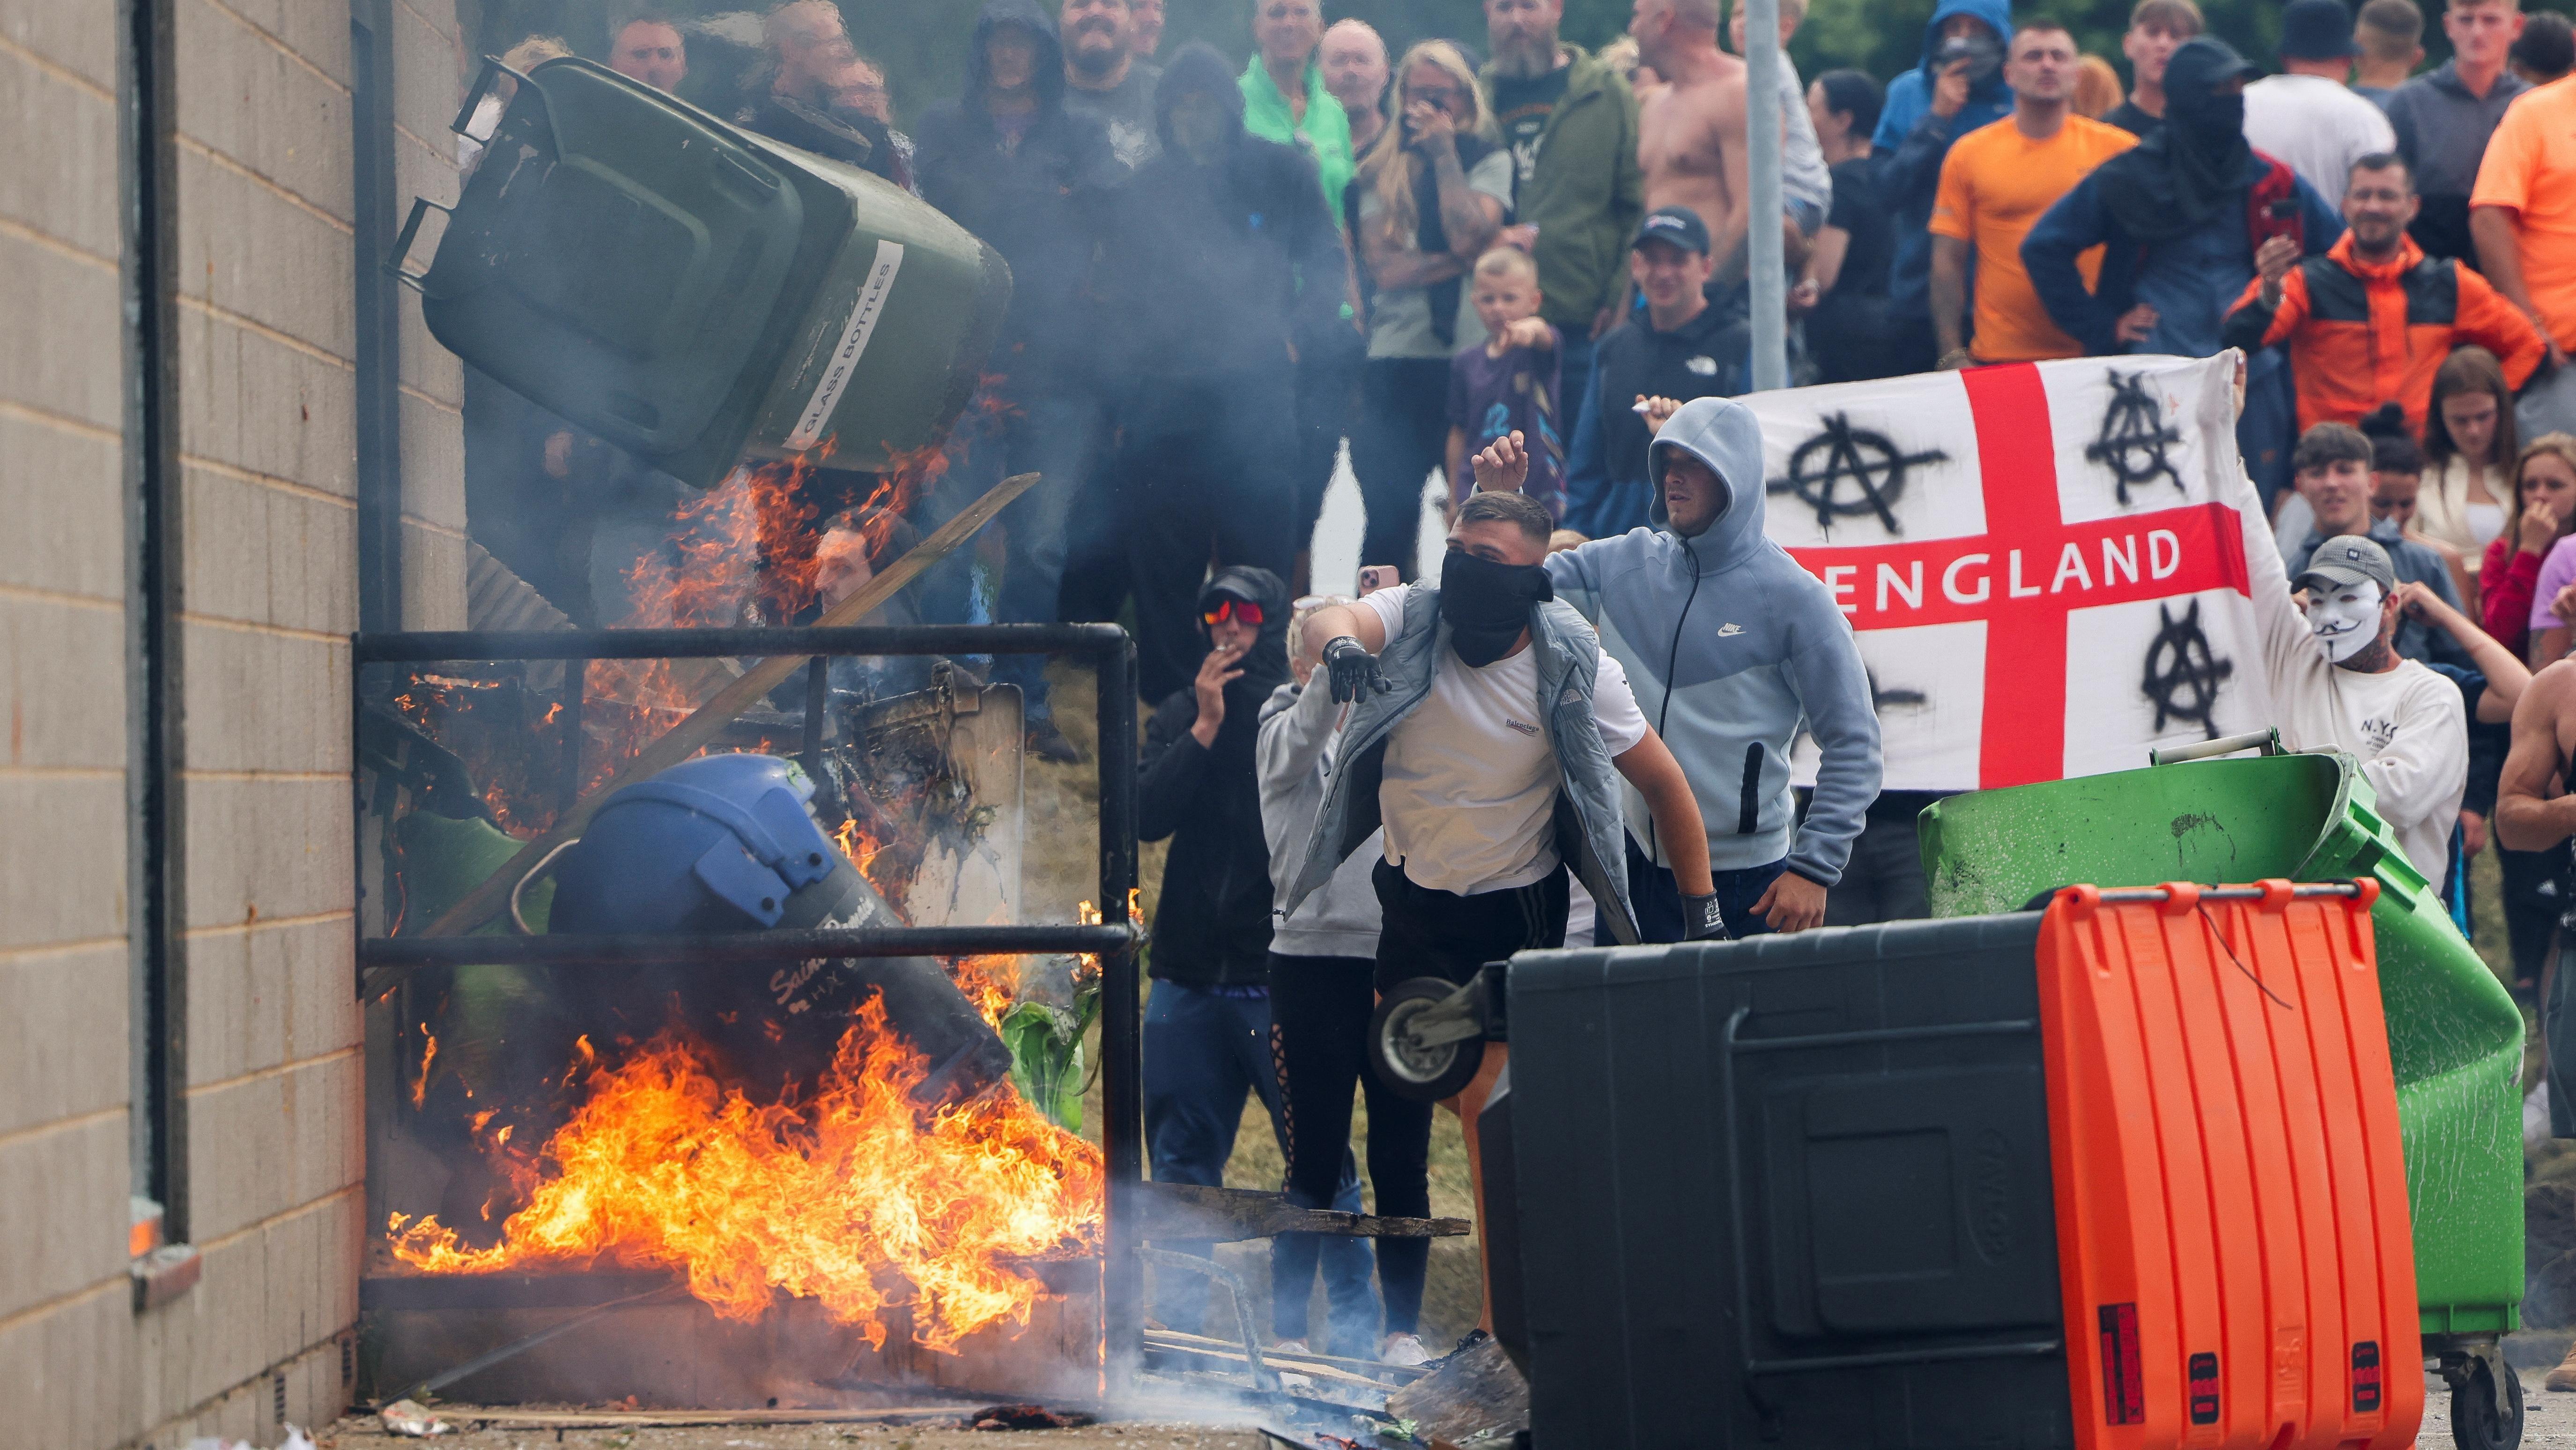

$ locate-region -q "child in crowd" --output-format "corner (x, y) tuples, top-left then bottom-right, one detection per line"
(1445, 247), (1566, 520)
(2363, 403), (2472, 605)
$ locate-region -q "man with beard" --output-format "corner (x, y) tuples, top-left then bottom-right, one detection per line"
(1480, 0), (1640, 487)
(1061, 0), (1159, 168)
(1136, 567), (1380, 1354)
(1285, 489), (1717, 1347)
(2023, 36), (2342, 504)
(913, 0), (1121, 761)
(2224, 153), (2541, 434)
(1097, 45), (1349, 703)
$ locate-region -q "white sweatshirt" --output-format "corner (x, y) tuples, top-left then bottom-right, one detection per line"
(2225, 466), (2468, 881)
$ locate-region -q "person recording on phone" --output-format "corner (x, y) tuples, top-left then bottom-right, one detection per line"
(1136, 567), (1379, 1346)
(1279, 488), (1716, 1347)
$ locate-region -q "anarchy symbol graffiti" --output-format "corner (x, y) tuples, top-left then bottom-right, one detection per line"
(2085, 370), (2186, 506)
(2140, 600), (2234, 739)
(1766, 413), (1949, 535)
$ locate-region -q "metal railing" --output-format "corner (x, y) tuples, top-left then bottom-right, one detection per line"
(350, 619), (1147, 1382)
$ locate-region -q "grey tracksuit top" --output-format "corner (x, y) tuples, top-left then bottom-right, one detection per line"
(1545, 396), (1883, 885)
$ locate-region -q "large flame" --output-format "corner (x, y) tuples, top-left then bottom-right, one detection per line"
(387, 996), (1103, 1352)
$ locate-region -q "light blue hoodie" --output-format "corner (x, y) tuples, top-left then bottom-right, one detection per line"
(1544, 397), (1881, 885)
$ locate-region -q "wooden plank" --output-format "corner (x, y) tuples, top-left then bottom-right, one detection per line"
(1145, 1328), (1431, 1383)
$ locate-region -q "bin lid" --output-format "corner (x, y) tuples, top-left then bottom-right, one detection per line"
(420, 58), (806, 462)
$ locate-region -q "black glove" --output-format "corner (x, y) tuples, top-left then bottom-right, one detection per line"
(1682, 892), (1730, 942)
(1322, 635), (1391, 704)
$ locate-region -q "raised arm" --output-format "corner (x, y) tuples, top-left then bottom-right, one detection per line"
(2398, 580), (2531, 718)
(2497, 659), (2576, 851)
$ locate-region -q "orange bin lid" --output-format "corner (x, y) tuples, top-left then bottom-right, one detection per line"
(2038, 879), (2421, 1450)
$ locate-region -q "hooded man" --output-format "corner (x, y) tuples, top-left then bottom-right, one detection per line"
(2023, 36), (2344, 503)
(1870, 0), (2014, 372)
(1096, 44), (1352, 703)
(1136, 566), (1379, 1348)
(1288, 488), (1717, 1344)
(1484, 400), (1879, 938)
(913, 0), (1122, 760)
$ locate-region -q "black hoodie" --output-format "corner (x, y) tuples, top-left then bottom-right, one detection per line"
(1589, 298), (1744, 489)
(1138, 565), (1294, 986)
(1096, 44), (1348, 385)
(913, 0), (1121, 396)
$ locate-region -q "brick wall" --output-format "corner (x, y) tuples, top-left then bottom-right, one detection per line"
(0, 0), (465, 1443)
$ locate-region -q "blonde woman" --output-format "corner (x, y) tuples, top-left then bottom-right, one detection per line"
(1349, 40), (1509, 579)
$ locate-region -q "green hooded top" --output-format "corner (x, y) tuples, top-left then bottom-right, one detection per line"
(1239, 58), (1355, 213)
(1477, 45), (1642, 333)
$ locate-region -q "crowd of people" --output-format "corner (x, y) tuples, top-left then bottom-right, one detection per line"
(472, 0), (2576, 1382)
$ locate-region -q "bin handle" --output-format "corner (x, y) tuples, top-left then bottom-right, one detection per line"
(386, 198), (450, 295)
(450, 56), (537, 141)
(2148, 728), (2282, 767)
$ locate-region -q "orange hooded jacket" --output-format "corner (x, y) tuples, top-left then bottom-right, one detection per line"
(2219, 231), (2544, 433)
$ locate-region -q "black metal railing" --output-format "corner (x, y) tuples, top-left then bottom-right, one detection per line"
(350, 619), (1146, 1381)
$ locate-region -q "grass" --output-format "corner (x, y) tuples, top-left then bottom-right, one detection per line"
(1025, 662), (1487, 1354)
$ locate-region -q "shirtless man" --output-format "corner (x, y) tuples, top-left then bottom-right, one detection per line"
(1632, 0), (1745, 271)
(1631, 0), (1803, 288)
(2501, 658), (2576, 1341)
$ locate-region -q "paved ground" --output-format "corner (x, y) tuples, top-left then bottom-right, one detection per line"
(319, 1414), (1277, 1449)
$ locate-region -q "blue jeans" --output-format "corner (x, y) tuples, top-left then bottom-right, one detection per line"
(1143, 980), (1377, 1347)
(1600, 833), (1788, 943)
(915, 390), (1101, 722)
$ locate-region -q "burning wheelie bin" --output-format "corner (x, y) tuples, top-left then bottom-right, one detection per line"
(1918, 736), (2528, 1445)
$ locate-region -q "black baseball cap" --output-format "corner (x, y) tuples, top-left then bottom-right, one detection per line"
(2278, 0), (2359, 60)
(1633, 206), (1712, 257)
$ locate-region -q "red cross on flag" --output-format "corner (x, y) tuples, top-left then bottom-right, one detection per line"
(1760, 354), (2274, 792)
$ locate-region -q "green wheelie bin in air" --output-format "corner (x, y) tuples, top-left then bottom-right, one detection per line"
(396, 55), (1010, 487)
(1917, 735), (2529, 1445)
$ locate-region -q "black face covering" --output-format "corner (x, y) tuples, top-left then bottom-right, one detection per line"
(1438, 550), (1554, 668)
(2095, 37), (2258, 245)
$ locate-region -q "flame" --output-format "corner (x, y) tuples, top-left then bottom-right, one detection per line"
(386, 997), (1103, 1352)
(411, 1028), (438, 1109)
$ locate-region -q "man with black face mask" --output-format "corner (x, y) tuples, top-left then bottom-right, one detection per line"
(2023, 35), (2345, 504)
(1286, 489), (1712, 1348)
(1486, 400), (1880, 939)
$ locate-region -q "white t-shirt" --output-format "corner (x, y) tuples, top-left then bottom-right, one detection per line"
(2231, 474), (2469, 880)
(2243, 74), (2397, 208)
(1358, 584), (1649, 895)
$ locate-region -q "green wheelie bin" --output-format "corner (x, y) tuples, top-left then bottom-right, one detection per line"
(1917, 736), (2528, 1445)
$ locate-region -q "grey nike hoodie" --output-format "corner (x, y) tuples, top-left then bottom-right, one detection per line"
(1544, 395), (1882, 884)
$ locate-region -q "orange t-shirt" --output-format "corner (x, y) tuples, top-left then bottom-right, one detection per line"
(1930, 114), (2139, 363)
(2472, 76), (2576, 351)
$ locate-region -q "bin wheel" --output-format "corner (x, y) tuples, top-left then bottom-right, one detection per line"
(2450, 1353), (2524, 1450)
(1370, 977), (1486, 1103)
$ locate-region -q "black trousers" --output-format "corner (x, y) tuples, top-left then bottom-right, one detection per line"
(1293, 351), (1361, 554)
(1270, 952), (1434, 1338)
(1371, 857), (1568, 991)
(1350, 357), (1453, 579)
(1115, 368), (1299, 703)
(2498, 843), (2561, 988)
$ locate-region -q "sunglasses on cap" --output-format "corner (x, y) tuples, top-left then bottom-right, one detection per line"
(1201, 597), (1266, 628)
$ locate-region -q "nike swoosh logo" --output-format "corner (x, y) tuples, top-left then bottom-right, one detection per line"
(1716, 623), (1744, 637)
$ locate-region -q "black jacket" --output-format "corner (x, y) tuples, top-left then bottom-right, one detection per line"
(1097, 43), (1348, 388)
(1138, 566), (1292, 986)
(1590, 300), (1744, 487)
(913, 0), (1120, 397)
